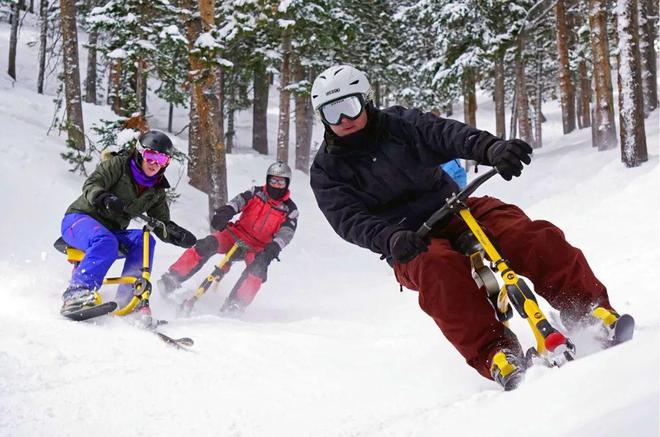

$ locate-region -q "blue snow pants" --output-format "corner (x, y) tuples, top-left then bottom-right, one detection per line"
(61, 213), (156, 305)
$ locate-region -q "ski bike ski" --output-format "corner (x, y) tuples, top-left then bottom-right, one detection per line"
(60, 300), (118, 321)
(152, 330), (194, 350)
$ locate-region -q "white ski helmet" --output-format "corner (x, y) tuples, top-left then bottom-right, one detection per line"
(311, 65), (371, 111)
(267, 161), (292, 180)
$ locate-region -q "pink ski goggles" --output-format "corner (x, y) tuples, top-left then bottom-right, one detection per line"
(137, 142), (171, 166)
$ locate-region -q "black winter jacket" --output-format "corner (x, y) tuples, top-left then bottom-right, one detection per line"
(310, 105), (498, 261)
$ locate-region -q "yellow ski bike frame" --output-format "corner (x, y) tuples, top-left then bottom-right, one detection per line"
(416, 168), (576, 367)
(55, 213), (165, 320)
(178, 235), (250, 316)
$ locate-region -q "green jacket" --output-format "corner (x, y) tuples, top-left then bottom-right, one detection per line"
(66, 153), (171, 233)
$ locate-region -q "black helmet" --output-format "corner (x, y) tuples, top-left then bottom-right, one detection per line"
(138, 130), (174, 156)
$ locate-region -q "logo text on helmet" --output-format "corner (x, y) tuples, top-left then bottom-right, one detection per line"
(326, 88), (340, 96)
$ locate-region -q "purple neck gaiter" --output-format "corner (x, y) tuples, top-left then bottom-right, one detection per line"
(130, 158), (159, 188)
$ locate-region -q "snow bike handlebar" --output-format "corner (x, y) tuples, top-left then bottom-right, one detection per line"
(416, 168), (498, 238)
(135, 213), (167, 235)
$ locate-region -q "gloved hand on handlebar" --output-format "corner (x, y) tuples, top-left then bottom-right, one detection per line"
(94, 192), (125, 216)
(486, 139), (533, 181)
(164, 221), (197, 248)
(389, 230), (429, 263)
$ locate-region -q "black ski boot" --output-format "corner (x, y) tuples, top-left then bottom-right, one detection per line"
(60, 286), (116, 321)
(157, 272), (182, 299)
(219, 298), (245, 316)
(61, 286), (99, 314)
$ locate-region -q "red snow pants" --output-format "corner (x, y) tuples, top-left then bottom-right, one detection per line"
(393, 196), (612, 379)
(169, 229), (265, 307)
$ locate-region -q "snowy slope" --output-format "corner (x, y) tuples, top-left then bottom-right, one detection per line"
(1, 20), (659, 437)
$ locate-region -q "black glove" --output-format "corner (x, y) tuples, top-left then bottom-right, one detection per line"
(486, 139), (533, 181)
(261, 241), (281, 262)
(95, 192), (125, 216)
(251, 242), (281, 276)
(166, 221), (197, 248)
(211, 205), (235, 231)
(389, 230), (429, 263)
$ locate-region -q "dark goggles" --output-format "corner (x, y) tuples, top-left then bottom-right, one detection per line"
(268, 176), (287, 188)
(319, 94), (365, 125)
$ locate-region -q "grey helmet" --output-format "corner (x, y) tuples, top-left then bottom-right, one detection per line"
(265, 161), (291, 199)
(267, 161), (292, 180)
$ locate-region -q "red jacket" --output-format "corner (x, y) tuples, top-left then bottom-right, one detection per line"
(226, 186), (298, 251)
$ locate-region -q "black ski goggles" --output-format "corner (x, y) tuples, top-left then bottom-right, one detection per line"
(319, 94), (365, 125)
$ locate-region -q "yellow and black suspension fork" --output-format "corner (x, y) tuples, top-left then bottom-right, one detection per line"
(457, 206), (570, 357)
(112, 226), (153, 316)
(193, 243), (240, 300)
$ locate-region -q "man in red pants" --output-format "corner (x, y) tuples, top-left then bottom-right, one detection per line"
(309, 65), (630, 390)
(158, 162), (298, 313)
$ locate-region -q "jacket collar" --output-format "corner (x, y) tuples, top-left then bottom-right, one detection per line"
(123, 154), (171, 189)
(261, 184), (290, 203)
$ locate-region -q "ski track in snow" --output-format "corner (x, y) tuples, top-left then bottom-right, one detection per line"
(1, 20), (659, 437)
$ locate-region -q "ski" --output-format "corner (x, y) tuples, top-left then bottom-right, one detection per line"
(611, 314), (635, 346)
(153, 331), (194, 349)
(61, 302), (118, 321)
(62, 304), (194, 350)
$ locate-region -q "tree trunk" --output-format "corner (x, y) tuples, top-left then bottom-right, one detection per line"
(638, 0), (658, 114)
(252, 63), (269, 154)
(84, 28), (98, 104)
(183, 4), (207, 194)
(555, 0), (577, 134)
(226, 105), (235, 153)
(616, 0), (647, 167)
(533, 38), (543, 148)
(134, 58), (147, 115)
(443, 102), (453, 117)
(108, 57), (123, 114)
(187, 93), (208, 192)
(588, 0), (617, 150)
(186, 0), (228, 220)
(168, 102), (173, 133)
(294, 61), (313, 174)
(276, 28), (292, 163)
(8, 1), (21, 80)
(225, 78), (235, 154)
(60, 0), (86, 151)
(373, 79), (381, 108)
(577, 60), (592, 128)
(509, 84), (518, 139)
(494, 53), (506, 139)
(215, 66), (225, 152)
(463, 70), (477, 127)
(37, 0), (47, 93)
(515, 38), (533, 143)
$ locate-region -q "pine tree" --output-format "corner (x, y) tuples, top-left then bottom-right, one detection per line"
(88, 0), (181, 116)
